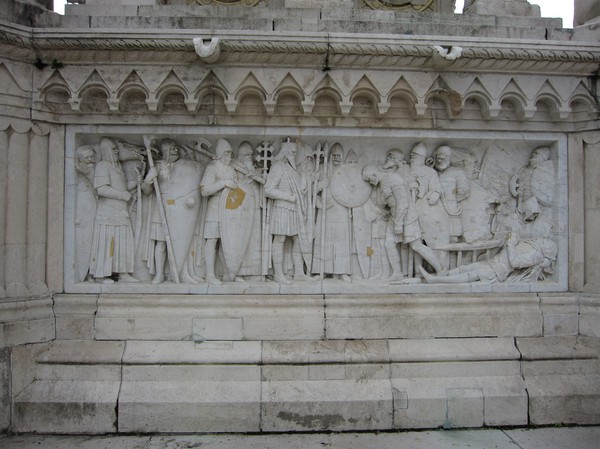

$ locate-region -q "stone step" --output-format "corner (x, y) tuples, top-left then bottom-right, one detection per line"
(516, 336), (600, 425)
(12, 380), (120, 434)
(10, 337), (600, 433)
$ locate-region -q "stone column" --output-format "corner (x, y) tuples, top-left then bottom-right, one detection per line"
(0, 123), (59, 297)
(0, 130), (7, 298)
(5, 128), (29, 297)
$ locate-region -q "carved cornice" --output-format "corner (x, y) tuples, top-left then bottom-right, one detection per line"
(187, 0), (264, 4)
(2, 21), (600, 75)
(363, 0), (435, 12)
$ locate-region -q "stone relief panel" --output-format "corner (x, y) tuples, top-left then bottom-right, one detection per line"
(64, 128), (567, 294)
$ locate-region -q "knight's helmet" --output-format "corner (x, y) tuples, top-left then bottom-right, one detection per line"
(214, 138), (233, 160)
(345, 148), (359, 164)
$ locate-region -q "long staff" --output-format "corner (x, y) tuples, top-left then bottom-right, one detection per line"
(319, 143), (330, 279)
(134, 167), (143, 251)
(143, 136), (180, 283)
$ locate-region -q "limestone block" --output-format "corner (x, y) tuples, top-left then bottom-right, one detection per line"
(53, 295), (98, 340)
(262, 379), (393, 431)
(0, 349), (9, 432)
(122, 341), (262, 364)
(95, 296), (324, 341)
(118, 380), (261, 433)
(12, 380), (120, 434)
(392, 360), (521, 379)
(539, 294), (579, 336)
(388, 338), (520, 362)
(326, 295), (543, 339)
(516, 336), (600, 361)
(123, 364), (260, 383)
(0, 298), (55, 348)
(261, 340), (389, 364)
(193, 318), (243, 341)
(446, 388), (484, 428)
(581, 295), (600, 337)
(522, 359), (600, 377)
(34, 340), (125, 365)
(526, 374), (600, 425)
(392, 376), (527, 428)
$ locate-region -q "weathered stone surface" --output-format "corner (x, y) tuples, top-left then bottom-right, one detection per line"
(118, 380), (262, 433)
(53, 295), (98, 340)
(392, 376), (528, 428)
(526, 374), (600, 425)
(123, 340), (261, 364)
(12, 380), (120, 434)
(325, 295), (543, 339)
(0, 348), (9, 432)
(0, 298), (55, 348)
(262, 379), (393, 432)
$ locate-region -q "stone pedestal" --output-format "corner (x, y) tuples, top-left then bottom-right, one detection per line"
(0, 0), (599, 435)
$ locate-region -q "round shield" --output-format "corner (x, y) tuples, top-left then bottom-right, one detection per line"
(330, 164), (372, 208)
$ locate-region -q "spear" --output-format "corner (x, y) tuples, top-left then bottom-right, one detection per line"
(142, 136), (180, 283)
(320, 143), (330, 279)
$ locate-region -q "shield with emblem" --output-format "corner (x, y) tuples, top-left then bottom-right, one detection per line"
(330, 164), (372, 208)
(220, 186), (254, 280)
(162, 159), (203, 276)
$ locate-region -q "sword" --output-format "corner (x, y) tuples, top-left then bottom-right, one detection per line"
(143, 135), (180, 284)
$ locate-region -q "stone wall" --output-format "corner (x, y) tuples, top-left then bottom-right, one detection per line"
(1, 0), (600, 433)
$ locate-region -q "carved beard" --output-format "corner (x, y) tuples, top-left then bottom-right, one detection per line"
(242, 157), (254, 171)
(158, 161), (174, 180)
(75, 160), (93, 175)
(383, 159), (396, 169)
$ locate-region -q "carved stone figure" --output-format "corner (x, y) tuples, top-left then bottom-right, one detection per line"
(74, 145), (97, 282)
(88, 137), (138, 284)
(463, 0), (540, 17)
(200, 138), (238, 285)
(434, 145), (470, 242)
(408, 142), (450, 270)
(362, 163), (444, 281)
(142, 138), (203, 284)
(70, 135), (563, 289)
(575, 0), (600, 26)
(312, 143), (352, 281)
(264, 138), (313, 284)
(510, 146), (555, 217)
(232, 141), (264, 279)
(460, 152), (495, 243)
(420, 232), (558, 284)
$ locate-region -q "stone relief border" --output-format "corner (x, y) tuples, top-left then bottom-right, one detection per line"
(35, 66), (596, 122)
(63, 125), (568, 295)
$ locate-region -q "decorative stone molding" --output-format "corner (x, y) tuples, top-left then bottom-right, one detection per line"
(0, 22), (592, 75)
(35, 66), (597, 124)
(363, 0), (435, 12)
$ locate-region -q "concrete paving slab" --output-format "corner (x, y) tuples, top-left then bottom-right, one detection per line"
(0, 428), (599, 449)
(505, 427), (600, 449)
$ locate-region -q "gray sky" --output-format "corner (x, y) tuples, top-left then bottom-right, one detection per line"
(54, 0), (575, 28)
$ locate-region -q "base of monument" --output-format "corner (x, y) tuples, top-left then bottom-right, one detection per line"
(5, 293), (600, 434)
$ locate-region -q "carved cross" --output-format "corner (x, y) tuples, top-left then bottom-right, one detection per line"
(256, 141), (274, 176)
(313, 142), (325, 169)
